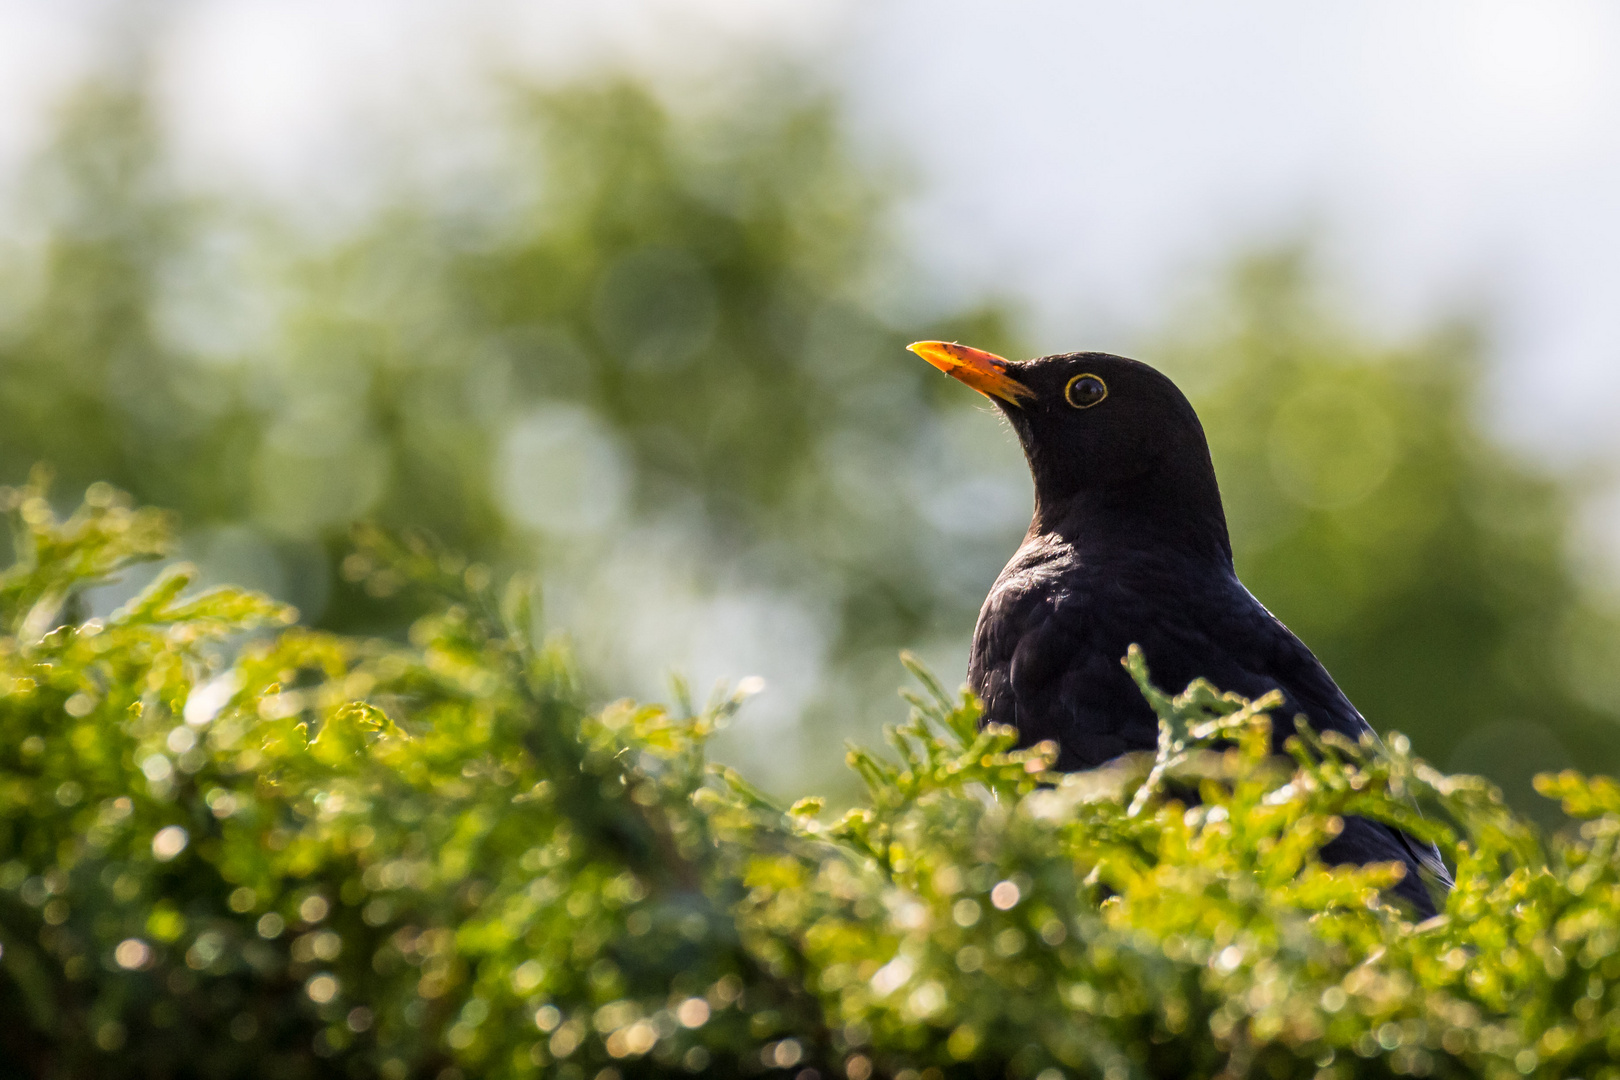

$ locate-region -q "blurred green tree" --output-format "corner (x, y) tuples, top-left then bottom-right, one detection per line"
(0, 78), (258, 524)
(1, 68), (1024, 795)
(0, 64), (1616, 811)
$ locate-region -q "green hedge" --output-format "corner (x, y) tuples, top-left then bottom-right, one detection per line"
(2, 480), (1618, 1080)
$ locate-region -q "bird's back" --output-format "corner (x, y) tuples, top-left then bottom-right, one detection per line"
(970, 538), (1336, 762)
(970, 537), (1452, 912)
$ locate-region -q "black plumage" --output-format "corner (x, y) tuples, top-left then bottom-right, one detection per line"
(910, 342), (1451, 916)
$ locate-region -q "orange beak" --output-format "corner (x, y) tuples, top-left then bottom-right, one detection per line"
(907, 341), (1033, 406)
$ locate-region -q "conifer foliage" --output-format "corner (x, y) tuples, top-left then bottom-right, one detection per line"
(2, 480), (1619, 1080)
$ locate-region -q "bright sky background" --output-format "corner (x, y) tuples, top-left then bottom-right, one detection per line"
(3, 1), (1619, 463)
(847, 1), (1620, 467)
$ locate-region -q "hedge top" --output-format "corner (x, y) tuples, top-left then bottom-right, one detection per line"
(1, 478), (1618, 1080)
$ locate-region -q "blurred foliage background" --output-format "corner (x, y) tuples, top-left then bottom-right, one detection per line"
(0, 41), (1617, 816)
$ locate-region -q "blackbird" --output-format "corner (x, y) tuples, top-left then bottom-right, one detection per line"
(909, 341), (1451, 915)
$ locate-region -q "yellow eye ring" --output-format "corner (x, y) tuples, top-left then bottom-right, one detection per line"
(1065, 373), (1107, 409)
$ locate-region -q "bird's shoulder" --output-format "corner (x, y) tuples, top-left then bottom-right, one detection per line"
(969, 540), (1190, 764)
(970, 540), (1374, 755)
(970, 535), (1104, 696)
(1143, 572), (1378, 744)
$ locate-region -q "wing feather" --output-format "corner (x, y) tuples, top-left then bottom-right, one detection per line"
(969, 559), (1450, 914)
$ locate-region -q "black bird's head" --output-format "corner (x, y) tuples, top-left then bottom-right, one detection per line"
(909, 341), (1232, 566)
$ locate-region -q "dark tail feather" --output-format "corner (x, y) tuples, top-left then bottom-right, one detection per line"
(1319, 815), (1449, 919)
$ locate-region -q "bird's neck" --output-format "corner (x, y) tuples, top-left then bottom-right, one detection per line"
(1029, 479), (1234, 572)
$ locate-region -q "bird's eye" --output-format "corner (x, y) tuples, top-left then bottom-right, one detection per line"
(1065, 374), (1107, 409)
